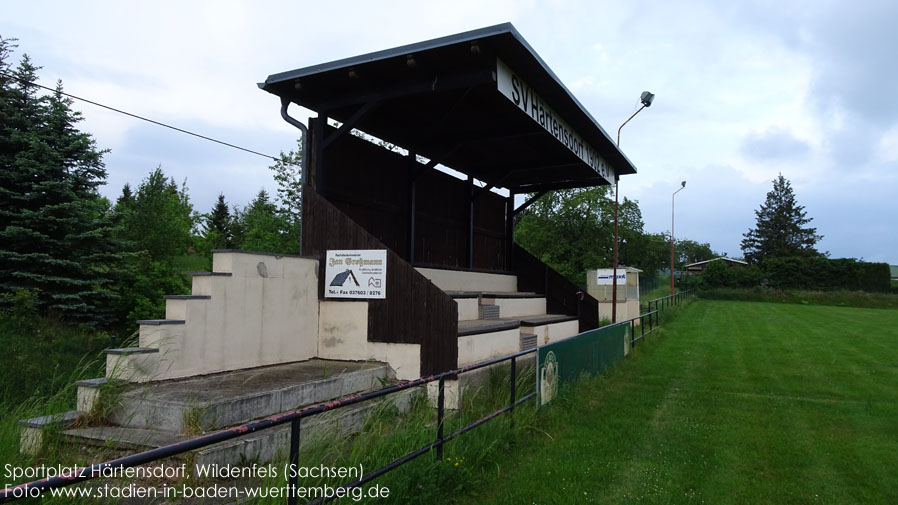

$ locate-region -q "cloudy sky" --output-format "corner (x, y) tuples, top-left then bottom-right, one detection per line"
(3, 1), (896, 262)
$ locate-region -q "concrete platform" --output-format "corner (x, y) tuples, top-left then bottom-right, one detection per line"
(109, 359), (391, 433)
(63, 387), (421, 467)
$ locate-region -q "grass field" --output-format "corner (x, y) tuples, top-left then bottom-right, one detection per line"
(464, 300), (898, 504)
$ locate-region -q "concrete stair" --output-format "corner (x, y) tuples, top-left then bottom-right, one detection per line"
(448, 284), (581, 366)
(55, 359), (419, 466)
(104, 251), (321, 383)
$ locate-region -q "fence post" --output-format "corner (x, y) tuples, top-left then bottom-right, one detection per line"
(288, 418), (301, 505)
(436, 377), (445, 460)
(510, 356), (517, 428)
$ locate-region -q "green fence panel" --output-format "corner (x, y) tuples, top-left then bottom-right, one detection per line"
(537, 323), (629, 405)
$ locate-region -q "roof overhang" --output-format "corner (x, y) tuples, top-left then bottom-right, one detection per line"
(260, 23), (638, 193)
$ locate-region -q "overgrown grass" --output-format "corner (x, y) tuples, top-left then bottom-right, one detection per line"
(461, 300), (898, 504)
(242, 364), (540, 504)
(0, 317), (107, 407)
(642, 276), (680, 303)
(698, 286), (898, 310)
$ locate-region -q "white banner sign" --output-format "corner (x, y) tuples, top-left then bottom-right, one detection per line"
(596, 269), (626, 286)
(496, 58), (615, 185)
(325, 250), (387, 299)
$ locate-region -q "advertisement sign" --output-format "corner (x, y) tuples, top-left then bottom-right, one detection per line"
(324, 250), (387, 299)
(596, 269), (627, 285)
(537, 323), (629, 406)
(496, 58), (615, 185)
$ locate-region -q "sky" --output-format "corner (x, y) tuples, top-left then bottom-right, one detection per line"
(2, 0), (896, 263)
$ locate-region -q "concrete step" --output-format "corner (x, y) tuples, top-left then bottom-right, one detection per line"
(105, 347), (162, 382)
(63, 387), (420, 467)
(480, 294), (546, 319)
(163, 295), (211, 320)
(108, 359), (391, 433)
(448, 291), (543, 322)
(18, 411), (83, 455)
(457, 320), (521, 366)
(189, 271), (232, 296)
(521, 314), (580, 346)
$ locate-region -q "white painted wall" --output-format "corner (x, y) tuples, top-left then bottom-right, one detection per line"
(457, 328), (520, 365)
(416, 267), (517, 293)
(317, 301), (421, 380)
(456, 298), (480, 321)
(484, 297), (546, 318)
(110, 252), (321, 382)
(526, 320), (580, 346)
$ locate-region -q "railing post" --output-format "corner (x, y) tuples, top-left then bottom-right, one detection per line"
(288, 418), (301, 505)
(510, 356), (517, 428)
(436, 377), (445, 460)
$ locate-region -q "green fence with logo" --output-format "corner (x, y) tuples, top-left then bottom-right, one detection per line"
(537, 323), (629, 405)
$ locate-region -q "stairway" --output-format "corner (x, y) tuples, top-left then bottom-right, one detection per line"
(23, 359), (418, 465)
(105, 251), (321, 383)
(453, 290), (579, 365)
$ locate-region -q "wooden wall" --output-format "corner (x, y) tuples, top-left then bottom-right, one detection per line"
(513, 244), (600, 333)
(302, 188), (459, 376)
(319, 123), (509, 272)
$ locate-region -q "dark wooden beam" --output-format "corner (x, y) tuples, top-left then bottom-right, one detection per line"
(322, 100), (381, 149)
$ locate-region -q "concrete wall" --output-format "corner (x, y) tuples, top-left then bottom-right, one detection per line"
(317, 301), (421, 380)
(527, 320), (581, 346)
(485, 297), (546, 318)
(597, 300), (642, 324)
(115, 252), (321, 382)
(456, 298), (480, 321)
(416, 267), (517, 293)
(586, 268), (640, 303)
(457, 328), (520, 365)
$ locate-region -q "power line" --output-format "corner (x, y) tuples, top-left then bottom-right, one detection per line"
(1, 70), (293, 164)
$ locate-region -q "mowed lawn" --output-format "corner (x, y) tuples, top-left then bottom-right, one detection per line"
(466, 300), (898, 505)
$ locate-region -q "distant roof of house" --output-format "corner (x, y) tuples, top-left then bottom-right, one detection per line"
(684, 257), (748, 269)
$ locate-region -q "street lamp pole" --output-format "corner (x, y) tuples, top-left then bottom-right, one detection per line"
(612, 91), (654, 323)
(671, 181), (686, 295)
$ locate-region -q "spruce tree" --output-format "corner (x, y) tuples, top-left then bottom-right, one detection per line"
(204, 193), (232, 249)
(0, 38), (125, 326)
(741, 174), (822, 264)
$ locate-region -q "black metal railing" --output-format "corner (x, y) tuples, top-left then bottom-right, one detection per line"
(0, 349), (537, 504)
(628, 309), (659, 347)
(642, 289), (695, 324)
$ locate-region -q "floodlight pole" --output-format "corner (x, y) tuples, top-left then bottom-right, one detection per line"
(612, 93), (653, 323)
(671, 181), (686, 295)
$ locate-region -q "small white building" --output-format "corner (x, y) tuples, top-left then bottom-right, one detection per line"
(586, 267), (642, 323)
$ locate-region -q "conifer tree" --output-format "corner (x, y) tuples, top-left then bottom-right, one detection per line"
(204, 193), (232, 249)
(741, 174), (822, 264)
(0, 37), (124, 326)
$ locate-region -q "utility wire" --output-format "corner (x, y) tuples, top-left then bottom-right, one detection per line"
(1, 70), (291, 164)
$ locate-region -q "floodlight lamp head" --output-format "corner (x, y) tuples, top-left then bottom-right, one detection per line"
(681, 180), (686, 188)
(640, 91), (655, 107)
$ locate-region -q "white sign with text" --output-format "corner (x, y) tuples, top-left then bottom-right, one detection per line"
(325, 250), (387, 299)
(596, 269), (626, 286)
(496, 58), (615, 185)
